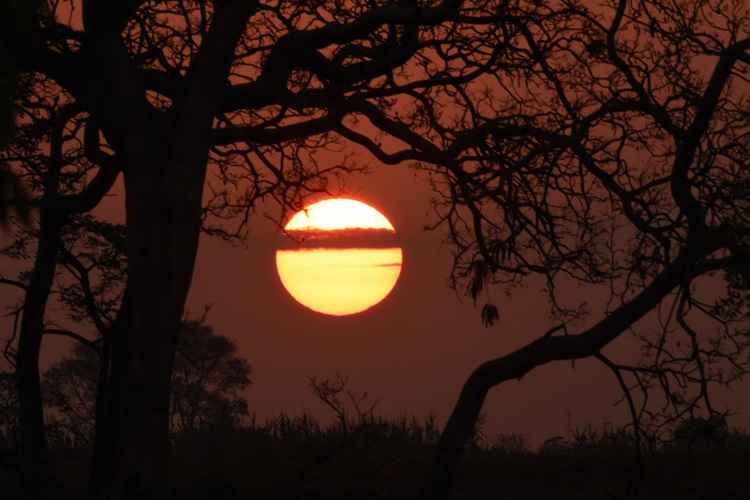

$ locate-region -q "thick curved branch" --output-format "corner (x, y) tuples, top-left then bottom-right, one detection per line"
(272, 0), (462, 51)
(22, 49), (88, 101)
(334, 124), (426, 164)
(310, 23), (420, 87)
(424, 238), (721, 499)
(56, 164), (120, 214)
(349, 99), (445, 161)
(0, 276), (28, 291)
(211, 113), (343, 146)
(43, 328), (99, 353)
(221, 0), (463, 113)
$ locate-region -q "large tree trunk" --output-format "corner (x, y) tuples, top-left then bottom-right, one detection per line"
(89, 288), (129, 496)
(94, 5), (257, 497)
(15, 113), (67, 499)
(106, 159), (205, 498)
(15, 207), (63, 499)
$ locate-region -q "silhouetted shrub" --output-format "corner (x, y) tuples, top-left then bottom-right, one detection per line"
(41, 319), (251, 446)
(670, 414), (729, 452)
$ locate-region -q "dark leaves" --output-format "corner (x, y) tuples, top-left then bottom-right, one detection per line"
(467, 259), (489, 304)
(585, 39), (606, 57)
(481, 303), (499, 328)
(0, 168), (31, 228)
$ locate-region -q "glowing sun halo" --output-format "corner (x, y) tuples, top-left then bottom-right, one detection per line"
(275, 198), (403, 316)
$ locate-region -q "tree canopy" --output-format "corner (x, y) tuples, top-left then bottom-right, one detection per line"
(41, 320), (251, 446)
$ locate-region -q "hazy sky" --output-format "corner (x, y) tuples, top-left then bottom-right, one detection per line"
(179, 157), (750, 444)
(3, 147), (749, 448)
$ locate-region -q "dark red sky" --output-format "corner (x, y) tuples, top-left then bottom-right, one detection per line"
(2, 149), (749, 447)
(57, 144), (750, 446)
(192, 160), (750, 445)
(187, 164), (595, 444)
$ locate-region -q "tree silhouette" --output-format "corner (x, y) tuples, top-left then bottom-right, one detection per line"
(2, 1), (488, 496)
(5, 1), (749, 498)
(671, 414), (729, 453)
(41, 344), (99, 448)
(373, 2), (750, 498)
(169, 320), (251, 434)
(41, 320), (250, 445)
(0, 73), (119, 495)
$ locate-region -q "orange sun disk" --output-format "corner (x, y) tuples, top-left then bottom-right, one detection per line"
(276, 198), (402, 316)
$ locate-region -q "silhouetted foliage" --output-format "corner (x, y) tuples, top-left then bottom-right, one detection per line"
(170, 320), (251, 434)
(41, 345), (98, 448)
(41, 320), (251, 445)
(479, 304), (499, 328)
(3, 408), (750, 500)
(0, 0), (47, 226)
(6, 367), (750, 499)
(671, 414), (730, 453)
(309, 372), (381, 432)
(0, 68), (124, 493)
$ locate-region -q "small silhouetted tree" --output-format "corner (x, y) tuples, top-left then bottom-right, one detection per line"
(170, 320), (251, 434)
(308, 372), (380, 432)
(41, 344), (99, 447)
(671, 414), (729, 453)
(42, 320), (250, 444)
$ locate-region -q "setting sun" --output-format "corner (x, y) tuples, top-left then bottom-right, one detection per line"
(276, 198), (402, 316)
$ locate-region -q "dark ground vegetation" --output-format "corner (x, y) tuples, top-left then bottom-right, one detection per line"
(1, 414), (749, 500)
